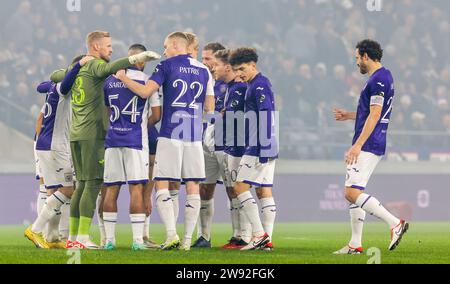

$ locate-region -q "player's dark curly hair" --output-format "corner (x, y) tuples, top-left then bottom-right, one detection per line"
(356, 39), (383, 62)
(229, 47), (258, 66)
(214, 49), (231, 64)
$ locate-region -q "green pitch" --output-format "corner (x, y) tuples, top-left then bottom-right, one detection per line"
(1, 222), (450, 264)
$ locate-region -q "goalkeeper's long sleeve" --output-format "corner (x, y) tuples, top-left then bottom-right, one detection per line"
(50, 69), (66, 83)
(89, 57), (132, 79)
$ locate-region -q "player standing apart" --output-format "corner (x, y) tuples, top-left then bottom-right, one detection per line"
(333, 39), (408, 254)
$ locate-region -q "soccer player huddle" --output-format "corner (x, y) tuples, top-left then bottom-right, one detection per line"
(25, 28), (409, 255)
(26, 30), (278, 251)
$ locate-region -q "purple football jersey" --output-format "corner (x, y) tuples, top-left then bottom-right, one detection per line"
(149, 54), (214, 142)
(104, 68), (150, 150)
(223, 80), (247, 157)
(244, 73), (278, 159)
(353, 67), (395, 156)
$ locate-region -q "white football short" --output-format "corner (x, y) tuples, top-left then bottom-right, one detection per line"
(235, 155), (276, 188)
(223, 153), (242, 188)
(36, 150), (74, 189)
(104, 147), (149, 186)
(153, 137), (205, 182)
(202, 150), (225, 185)
(345, 151), (382, 190)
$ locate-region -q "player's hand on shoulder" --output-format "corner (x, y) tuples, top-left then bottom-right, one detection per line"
(79, 55), (95, 66)
(114, 69), (127, 81)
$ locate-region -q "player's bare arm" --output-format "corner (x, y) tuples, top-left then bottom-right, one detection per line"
(204, 94), (215, 114)
(345, 104), (382, 165)
(148, 106), (161, 128)
(115, 70), (159, 99)
(79, 55), (95, 66)
(35, 112), (44, 137)
(333, 108), (356, 121)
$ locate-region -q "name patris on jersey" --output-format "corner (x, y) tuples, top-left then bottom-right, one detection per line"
(353, 67), (395, 156)
(103, 68), (150, 150)
(150, 54), (214, 142)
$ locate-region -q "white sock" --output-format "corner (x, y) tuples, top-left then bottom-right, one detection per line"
(32, 191), (68, 233)
(37, 185), (47, 215)
(96, 194), (106, 244)
(144, 215), (150, 239)
(230, 198), (241, 238)
(103, 212), (117, 245)
(355, 193), (400, 229)
(46, 210), (62, 242)
(156, 189), (177, 238)
(130, 213), (146, 244)
(260, 197), (276, 239)
(237, 191), (265, 237)
(349, 204), (365, 248)
(170, 190), (179, 224)
(239, 207), (252, 243)
(184, 194), (201, 242)
(59, 202), (70, 240)
(200, 199), (214, 241)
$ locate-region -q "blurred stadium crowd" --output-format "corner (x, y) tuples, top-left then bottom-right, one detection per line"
(0, 0), (449, 159)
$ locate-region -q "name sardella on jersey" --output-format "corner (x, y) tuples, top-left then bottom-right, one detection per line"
(353, 67), (394, 156)
(149, 54), (214, 142)
(36, 83), (71, 153)
(104, 68), (152, 150)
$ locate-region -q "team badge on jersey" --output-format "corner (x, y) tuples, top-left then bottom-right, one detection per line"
(260, 94), (266, 103)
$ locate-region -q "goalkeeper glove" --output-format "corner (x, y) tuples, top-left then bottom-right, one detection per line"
(129, 51), (161, 64)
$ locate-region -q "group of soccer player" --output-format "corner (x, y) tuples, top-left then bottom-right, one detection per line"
(25, 25), (409, 254)
(25, 30), (278, 251)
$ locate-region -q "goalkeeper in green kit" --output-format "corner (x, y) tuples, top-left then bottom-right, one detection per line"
(51, 31), (160, 249)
